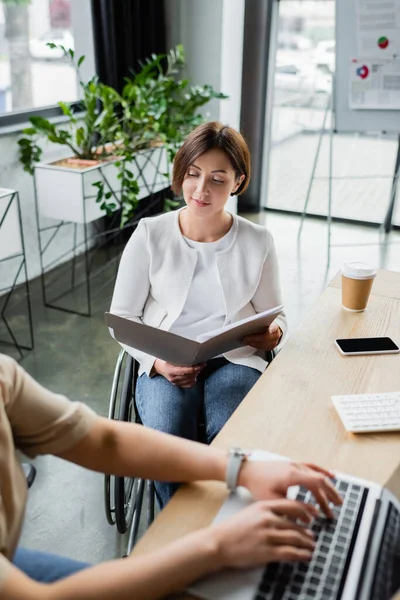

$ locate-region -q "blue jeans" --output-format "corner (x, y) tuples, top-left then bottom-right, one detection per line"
(136, 359), (261, 508)
(13, 547), (90, 583)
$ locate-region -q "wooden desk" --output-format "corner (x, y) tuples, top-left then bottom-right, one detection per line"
(132, 269), (400, 598)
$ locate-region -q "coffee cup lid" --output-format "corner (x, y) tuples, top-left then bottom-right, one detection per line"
(341, 261), (377, 280)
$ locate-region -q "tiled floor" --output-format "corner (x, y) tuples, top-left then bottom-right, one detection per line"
(4, 209), (400, 564)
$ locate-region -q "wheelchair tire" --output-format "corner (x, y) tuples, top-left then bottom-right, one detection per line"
(104, 350), (127, 526)
(115, 354), (137, 534)
(104, 350), (132, 527)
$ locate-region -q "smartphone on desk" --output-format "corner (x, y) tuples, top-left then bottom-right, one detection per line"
(335, 336), (400, 356)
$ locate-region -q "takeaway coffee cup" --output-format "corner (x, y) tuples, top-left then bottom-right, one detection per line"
(341, 262), (377, 312)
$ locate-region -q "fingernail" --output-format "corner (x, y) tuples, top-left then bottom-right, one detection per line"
(303, 516), (312, 524)
(305, 530), (314, 538)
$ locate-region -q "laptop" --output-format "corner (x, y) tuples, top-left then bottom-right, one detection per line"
(188, 451), (400, 600)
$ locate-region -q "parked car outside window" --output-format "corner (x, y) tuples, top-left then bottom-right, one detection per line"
(29, 29), (74, 60)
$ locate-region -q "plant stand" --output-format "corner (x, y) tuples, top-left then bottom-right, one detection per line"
(33, 147), (171, 317)
(0, 188), (34, 359)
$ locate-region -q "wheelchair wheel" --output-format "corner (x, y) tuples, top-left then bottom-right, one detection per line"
(104, 350), (138, 533)
(104, 349), (156, 544)
(115, 352), (136, 533)
(104, 350), (126, 526)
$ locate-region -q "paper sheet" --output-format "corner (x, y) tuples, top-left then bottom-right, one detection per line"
(356, 0), (400, 58)
(349, 58), (400, 109)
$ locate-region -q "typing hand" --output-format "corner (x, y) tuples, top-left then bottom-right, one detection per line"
(153, 359), (205, 388)
(243, 323), (282, 351)
(210, 499), (316, 569)
(238, 461), (343, 519)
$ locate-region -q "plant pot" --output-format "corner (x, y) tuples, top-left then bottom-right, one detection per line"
(103, 189), (168, 246)
(0, 189), (22, 261)
(34, 147), (170, 224)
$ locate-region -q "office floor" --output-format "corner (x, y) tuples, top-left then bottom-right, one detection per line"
(6, 210), (400, 564)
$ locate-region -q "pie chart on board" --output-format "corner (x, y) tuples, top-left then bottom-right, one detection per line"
(356, 65), (369, 79)
(378, 36), (389, 49)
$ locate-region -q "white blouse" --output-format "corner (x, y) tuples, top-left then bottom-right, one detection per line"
(110, 208), (286, 375)
(169, 226), (235, 341)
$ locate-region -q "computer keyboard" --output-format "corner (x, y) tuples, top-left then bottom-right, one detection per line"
(331, 391), (400, 433)
(254, 478), (368, 600)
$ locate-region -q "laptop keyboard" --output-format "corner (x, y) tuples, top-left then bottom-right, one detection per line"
(254, 479), (367, 600)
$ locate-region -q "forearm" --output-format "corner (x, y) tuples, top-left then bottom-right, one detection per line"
(4, 529), (220, 600)
(58, 417), (228, 485)
(105, 420), (228, 482)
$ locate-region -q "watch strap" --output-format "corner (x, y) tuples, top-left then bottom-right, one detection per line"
(226, 447), (247, 491)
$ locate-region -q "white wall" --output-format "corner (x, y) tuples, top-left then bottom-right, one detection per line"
(166, 0), (245, 128)
(165, 0), (246, 213)
(219, 0), (245, 129)
(70, 0), (96, 86)
(220, 0), (245, 213)
(179, 0), (223, 121)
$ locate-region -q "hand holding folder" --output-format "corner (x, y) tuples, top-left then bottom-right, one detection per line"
(105, 305), (283, 366)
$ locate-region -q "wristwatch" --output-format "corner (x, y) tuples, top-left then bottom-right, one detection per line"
(226, 447), (249, 491)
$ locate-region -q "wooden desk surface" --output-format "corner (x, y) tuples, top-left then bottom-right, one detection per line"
(132, 269), (400, 598)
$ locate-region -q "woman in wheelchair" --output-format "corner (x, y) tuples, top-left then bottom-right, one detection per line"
(1, 354), (342, 599)
(111, 121), (286, 507)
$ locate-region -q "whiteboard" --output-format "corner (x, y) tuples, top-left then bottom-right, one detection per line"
(335, 0), (400, 133)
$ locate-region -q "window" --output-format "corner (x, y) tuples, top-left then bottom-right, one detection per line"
(0, 0), (87, 117)
(262, 0), (336, 212)
(262, 0), (400, 228)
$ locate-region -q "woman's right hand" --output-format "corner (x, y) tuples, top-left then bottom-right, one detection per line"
(210, 499), (317, 570)
(153, 359), (205, 388)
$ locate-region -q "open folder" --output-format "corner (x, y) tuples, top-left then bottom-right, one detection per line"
(105, 305), (283, 366)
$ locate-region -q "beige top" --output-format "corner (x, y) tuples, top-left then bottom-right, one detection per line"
(0, 354), (97, 590)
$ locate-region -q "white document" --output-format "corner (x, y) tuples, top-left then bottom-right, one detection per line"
(105, 305), (283, 366)
(349, 58), (400, 109)
(355, 0), (400, 58)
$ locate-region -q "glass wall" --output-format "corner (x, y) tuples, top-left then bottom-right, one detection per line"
(0, 0), (78, 114)
(264, 0), (400, 227)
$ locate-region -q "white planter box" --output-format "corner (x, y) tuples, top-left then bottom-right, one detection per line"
(0, 188), (22, 261)
(34, 146), (170, 224)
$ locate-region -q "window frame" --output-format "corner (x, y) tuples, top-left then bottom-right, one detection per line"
(0, 102), (83, 131)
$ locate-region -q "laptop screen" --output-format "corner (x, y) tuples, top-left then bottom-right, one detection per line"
(370, 501), (400, 600)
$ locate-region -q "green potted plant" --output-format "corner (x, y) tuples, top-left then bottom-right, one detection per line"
(18, 44), (227, 227)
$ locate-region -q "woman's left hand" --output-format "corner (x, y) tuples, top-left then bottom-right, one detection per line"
(243, 323), (282, 351)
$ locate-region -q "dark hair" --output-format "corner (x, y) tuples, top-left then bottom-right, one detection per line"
(171, 121), (251, 196)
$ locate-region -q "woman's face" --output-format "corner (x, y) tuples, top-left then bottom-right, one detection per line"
(181, 148), (244, 216)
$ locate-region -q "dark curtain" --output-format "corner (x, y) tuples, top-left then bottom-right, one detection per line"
(239, 0), (274, 213)
(91, 0), (167, 92)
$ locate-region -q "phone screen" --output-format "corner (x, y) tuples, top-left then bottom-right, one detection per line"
(335, 337), (399, 354)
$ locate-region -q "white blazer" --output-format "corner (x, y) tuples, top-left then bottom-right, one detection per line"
(110, 208), (287, 375)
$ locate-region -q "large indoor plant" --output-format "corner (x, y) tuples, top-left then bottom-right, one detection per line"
(18, 44), (227, 226)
